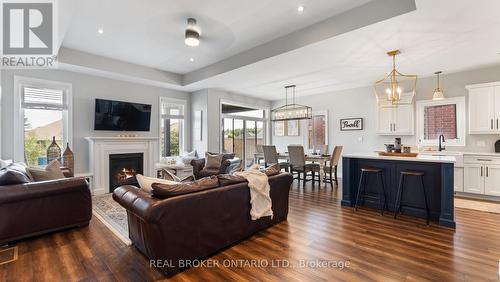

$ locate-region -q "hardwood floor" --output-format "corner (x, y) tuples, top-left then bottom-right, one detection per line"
(2, 181), (500, 281)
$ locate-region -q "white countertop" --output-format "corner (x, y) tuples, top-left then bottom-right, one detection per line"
(343, 153), (456, 163)
(419, 150), (500, 157)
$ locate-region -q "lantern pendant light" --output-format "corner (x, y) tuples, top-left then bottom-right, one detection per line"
(374, 50), (418, 106)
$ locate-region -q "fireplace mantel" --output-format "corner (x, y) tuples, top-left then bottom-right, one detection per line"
(86, 137), (159, 195)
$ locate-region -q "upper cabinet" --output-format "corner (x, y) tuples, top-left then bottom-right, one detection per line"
(467, 82), (500, 134)
(376, 104), (414, 135)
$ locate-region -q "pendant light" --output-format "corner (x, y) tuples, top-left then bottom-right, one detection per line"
(374, 50), (417, 106)
(271, 85), (312, 121)
(432, 71), (445, 100)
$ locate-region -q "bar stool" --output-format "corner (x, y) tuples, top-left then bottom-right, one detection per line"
(394, 171), (430, 225)
(354, 167), (388, 215)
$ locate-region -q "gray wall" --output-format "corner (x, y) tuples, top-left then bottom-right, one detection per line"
(1, 69), (191, 173)
(191, 89), (209, 156)
(272, 64), (500, 172)
(191, 89), (272, 156)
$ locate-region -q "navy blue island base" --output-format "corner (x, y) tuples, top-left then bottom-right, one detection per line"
(341, 154), (456, 228)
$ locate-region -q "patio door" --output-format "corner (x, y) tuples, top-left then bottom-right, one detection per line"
(221, 103), (266, 167)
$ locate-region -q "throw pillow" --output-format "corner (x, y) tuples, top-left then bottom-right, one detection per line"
(0, 159), (13, 169)
(160, 169), (182, 182)
(204, 153), (223, 170)
(0, 163), (31, 185)
(262, 163), (281, 176)
(226, 160), (243, 174)
(160, 169), (195, 183)
(217, 174), (247, 186)
(136, 174), (177, 193)
(185, 150), (197, 158)
(151, 175), (219, 199)
(27, 160), (66, 182)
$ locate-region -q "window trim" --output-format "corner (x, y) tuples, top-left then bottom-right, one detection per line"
(13, 76), (73, 163)
(159, 97), (186, 158)
(416, 97), (466, 147)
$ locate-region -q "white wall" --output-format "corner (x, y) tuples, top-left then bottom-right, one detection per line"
(272, 64), (500, 173)
(1, 69), (190, 173)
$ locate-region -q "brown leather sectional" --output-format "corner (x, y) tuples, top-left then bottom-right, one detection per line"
(113, 172), (293, 276)
(0, 177), (92, 245)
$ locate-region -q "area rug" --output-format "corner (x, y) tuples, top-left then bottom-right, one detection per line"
(92, 193), (131, 245)
(455, 197), (500, 214)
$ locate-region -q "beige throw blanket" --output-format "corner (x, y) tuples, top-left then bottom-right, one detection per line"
(235, 168), (273, 220)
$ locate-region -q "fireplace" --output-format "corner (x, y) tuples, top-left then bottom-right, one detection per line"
(109, 153), (144, 193)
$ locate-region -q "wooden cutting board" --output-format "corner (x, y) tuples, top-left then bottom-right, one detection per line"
(377, 151), (418, 157)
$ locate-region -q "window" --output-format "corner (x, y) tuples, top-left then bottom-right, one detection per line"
(307, 111), (328, 150)
(160, 97), (185, 157)
(416, 97), (465, 146)
(14, 76), (72, 166)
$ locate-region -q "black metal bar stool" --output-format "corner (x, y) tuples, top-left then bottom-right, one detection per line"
(354, 167), (388, 215)
(394, 171), (430, 225)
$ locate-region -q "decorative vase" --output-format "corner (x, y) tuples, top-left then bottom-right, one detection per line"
(62, 142), (74, 177)
(47, 136), (62, 163)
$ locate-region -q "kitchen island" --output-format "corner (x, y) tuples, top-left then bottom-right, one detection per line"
(342, 153), (456, 228)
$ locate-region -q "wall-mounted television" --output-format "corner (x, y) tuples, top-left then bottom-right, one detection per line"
(94, 99), (152, 131)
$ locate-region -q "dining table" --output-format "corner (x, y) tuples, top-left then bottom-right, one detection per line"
(254, 153), (331, 187)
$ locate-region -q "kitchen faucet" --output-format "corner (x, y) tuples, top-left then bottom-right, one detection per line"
(438, 135), (446, 151)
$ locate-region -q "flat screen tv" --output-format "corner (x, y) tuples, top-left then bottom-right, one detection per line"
(94, 99), (152, 131)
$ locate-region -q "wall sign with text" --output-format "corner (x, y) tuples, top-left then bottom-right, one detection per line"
(340, 118), (363, 131)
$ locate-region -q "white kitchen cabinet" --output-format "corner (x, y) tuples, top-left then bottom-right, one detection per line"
(484, 165), (500, 196)
(376, 104), (414, 135)
(376, 106), (394, 134)
(467, 82), (500, 134)
(463, 155), (500, 196)
(464, 164), (484, 194)
(454, 167), (463, 192)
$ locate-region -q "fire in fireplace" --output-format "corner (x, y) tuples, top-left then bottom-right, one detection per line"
(109, 153), (144, 193)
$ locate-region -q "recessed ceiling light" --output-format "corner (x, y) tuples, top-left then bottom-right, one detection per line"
(97, 28), (104, 35)
(297, 5), (305, 13)
(189, 58), (195, 62)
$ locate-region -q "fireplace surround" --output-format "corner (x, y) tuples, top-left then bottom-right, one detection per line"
(86, 137), (159, 195)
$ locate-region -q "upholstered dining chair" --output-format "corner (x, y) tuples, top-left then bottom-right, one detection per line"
(288, 145), (320, 188)
(323, 146), (343, 188)
(255, 144), (264, 164)
(262, 145), (289, 172)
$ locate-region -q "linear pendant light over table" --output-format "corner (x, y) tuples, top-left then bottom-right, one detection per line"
(271, 85), (312, 121)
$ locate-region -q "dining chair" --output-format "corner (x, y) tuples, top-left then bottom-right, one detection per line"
(255, 144), (264, 164)
(288, 145), (320, 188)
(323, 146), (343, 188)
(262, 145), (289, 172)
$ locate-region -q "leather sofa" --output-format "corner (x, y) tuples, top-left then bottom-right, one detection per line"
(190, 152), (240, 179)
(0, 177), (92, 245)
(113, 172), (293, 276)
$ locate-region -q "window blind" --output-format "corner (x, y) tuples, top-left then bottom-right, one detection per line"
(160, 97), (184, 119)
(22, 86), (66, 110)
